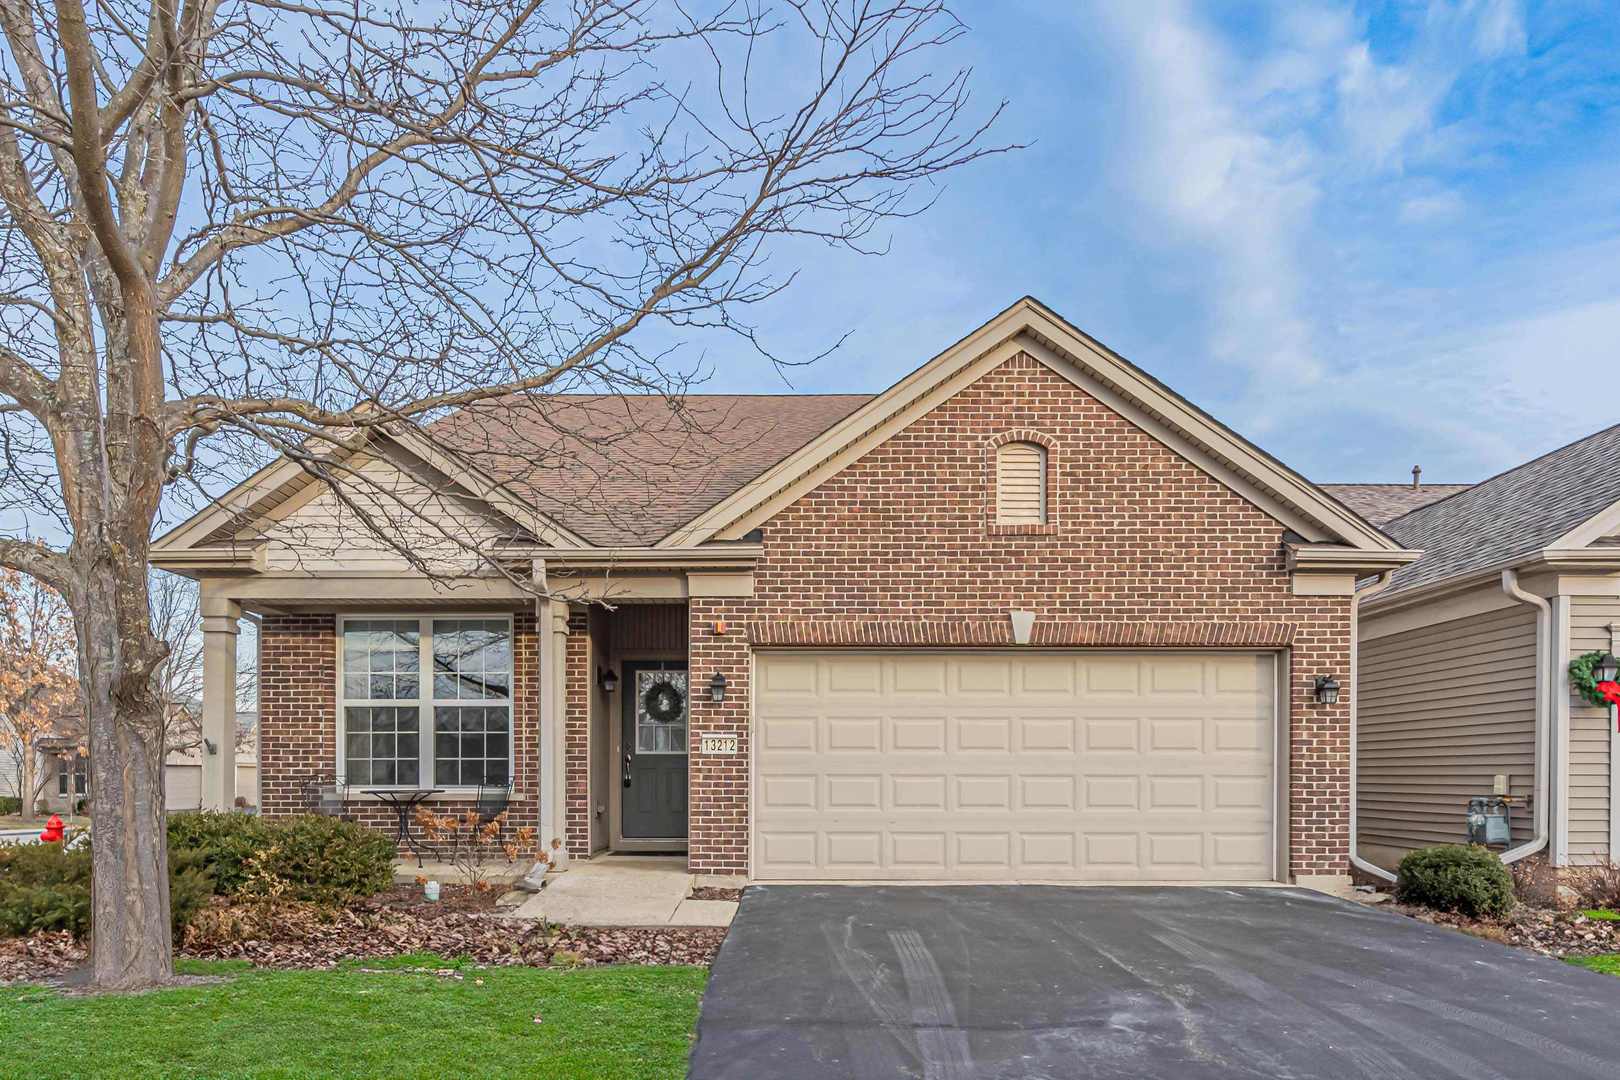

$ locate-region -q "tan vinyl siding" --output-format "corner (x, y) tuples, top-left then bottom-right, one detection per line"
(995, 442), (1045, 524)
(1569, 597), (1616, 863)
(1360, 605), (1537, 861)
(256, 445), (517, 574)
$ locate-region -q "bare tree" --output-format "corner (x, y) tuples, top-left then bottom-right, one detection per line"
(0, 0), (1003, 986)
(0, 566), (77, 823)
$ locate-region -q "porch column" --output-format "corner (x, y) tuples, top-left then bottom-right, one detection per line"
(199, 594), (242, 811)
(539, 593), (572, 861)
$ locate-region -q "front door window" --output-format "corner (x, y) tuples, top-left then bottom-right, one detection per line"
(635, 670), (688, 754)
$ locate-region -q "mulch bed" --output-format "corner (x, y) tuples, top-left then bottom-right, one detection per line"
(1378, 898), (1620, 958)
(1, 894), (727, 985)
(360, 883), (502, 915)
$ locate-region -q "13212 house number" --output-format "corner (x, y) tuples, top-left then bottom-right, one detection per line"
(699, 734), (739, 755)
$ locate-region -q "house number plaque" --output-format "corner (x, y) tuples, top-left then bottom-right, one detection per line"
(699, 733), (739, 755)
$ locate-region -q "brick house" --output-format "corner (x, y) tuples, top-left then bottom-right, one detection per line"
(152, 298), (1417, 890)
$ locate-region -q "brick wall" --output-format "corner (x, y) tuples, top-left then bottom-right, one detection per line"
(258, 610), (541, 854)
(687, 599), (753, 876)
(687, 352), (1354, 880)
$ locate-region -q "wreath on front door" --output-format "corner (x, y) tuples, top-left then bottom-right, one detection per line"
(1569, 651), (1620, 710)
(642, 678), (685, 724)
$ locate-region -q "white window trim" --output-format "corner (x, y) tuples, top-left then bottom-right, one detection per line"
(335, 613), (514, 795)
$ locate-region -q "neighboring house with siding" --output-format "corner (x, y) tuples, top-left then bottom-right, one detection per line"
(164, 710), (259, 813)
(1353, 424), (1620, 873)
(150, 297), (1418, 891)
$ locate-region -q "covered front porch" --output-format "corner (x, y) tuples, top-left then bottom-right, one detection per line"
(186, 550), (754, 879)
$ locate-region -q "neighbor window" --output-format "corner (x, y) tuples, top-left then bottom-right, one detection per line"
(339, 616), (512, 789)
(994, 441), (1047, 524)
(57, 756), (87, 797)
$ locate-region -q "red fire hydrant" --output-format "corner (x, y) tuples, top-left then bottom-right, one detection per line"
(39, 814), (64, 844)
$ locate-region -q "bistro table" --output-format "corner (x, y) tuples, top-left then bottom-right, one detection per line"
(363, 788), (444, 867)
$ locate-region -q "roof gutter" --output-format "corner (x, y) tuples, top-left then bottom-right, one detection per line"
(1361, 547), (1620, 617)
(1349, 570), (1398, 883)
(1498, 569), (1551, 867)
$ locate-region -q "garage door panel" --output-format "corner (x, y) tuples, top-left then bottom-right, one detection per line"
(1017, 716), (1075, 752)
(891, 774), (946, 810)
(956, 716), (1011, 752)
(956, 658), (1012, 693)
(1084, 717), (1138, 751)
(891, 715), (947, 751)
(753, 652), (1276, 882)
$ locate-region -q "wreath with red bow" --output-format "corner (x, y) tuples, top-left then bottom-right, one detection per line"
(1569, 651), (1620, 710)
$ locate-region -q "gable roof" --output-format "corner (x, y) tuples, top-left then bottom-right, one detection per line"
(1377, 423), (1620, 597)
(153, 296), (1417, 567)
(668, 296), (1414, 560)
(1321, 484), (1473, 525)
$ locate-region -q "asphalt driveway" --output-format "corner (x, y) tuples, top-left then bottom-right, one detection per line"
(688, 885), (1620, 1079)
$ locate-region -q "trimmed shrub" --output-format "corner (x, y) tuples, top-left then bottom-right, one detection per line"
(0, 796), (21, 816)
(0, 841), (212, 939)
(167, 812), (272, 895)
(169, 812), (395, 905)
(1396, 844), (1514, 919)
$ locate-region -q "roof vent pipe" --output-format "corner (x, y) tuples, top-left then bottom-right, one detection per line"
(1411, 465), (1421, 489)
(1498, 569), (1551, 867)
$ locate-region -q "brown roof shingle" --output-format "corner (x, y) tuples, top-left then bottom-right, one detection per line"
(1321, 484), (1473, 526)
(1378, 423), (1620, 596)
(429, 394), (872, 546)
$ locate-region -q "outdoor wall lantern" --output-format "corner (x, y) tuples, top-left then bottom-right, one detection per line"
(708, 672), (729, 704)
(1314, 674), (1341, 705)
(1597, 653), (1620, 684)
(598, 667), (619, 694)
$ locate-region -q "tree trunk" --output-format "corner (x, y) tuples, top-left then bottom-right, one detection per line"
(78, 556), (172, 990)
(19, 745), (36, 823)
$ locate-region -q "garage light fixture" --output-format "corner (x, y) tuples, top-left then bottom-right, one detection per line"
(708, 672), (728, 703)
(598, 667), (618, 694)
(1314, 674), (1340, 705)
(1596, 653), (1620, 684)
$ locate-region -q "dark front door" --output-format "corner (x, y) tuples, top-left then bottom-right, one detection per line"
(621, 661), (689, 840)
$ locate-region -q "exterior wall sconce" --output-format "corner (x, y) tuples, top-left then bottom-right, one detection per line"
(1596, 653), (1620, 684)
(1314, 674), (1341, 705)
(203, 738), (218, 756)
(709, 672), (728, 703)
(598, 667), (618, 693)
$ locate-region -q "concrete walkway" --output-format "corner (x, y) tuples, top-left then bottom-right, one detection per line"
(504, 855), (736, 927)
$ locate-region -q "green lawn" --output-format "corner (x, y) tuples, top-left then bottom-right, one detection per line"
(1566, 954), (1620, 977)
(0, 955), (707, 1079)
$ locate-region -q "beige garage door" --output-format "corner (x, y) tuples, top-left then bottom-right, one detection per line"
(753, 651), (1277, 882)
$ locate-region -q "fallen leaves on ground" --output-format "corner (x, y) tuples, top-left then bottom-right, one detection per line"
(689, 886), (744, 902)
(1, 895), (725, 984)
(0, 932), (84, 983)
(1384, 900), (1620, 957)
(179, 897), (725, 971)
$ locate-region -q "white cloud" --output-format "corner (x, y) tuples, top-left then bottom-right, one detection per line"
(1089, 3), (1329, 397)
(1398, 188), (1466, 222)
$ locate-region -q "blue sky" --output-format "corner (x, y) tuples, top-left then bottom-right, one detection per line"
(712, 0), (1620, 484)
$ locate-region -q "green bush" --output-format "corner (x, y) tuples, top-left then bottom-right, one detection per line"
(1396, 844), (1514, 918)
(0, 841), (211, 939)
(169, 812), (396, 905)
(167, 811), (272, 895)
(0, 796), (21, 815)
